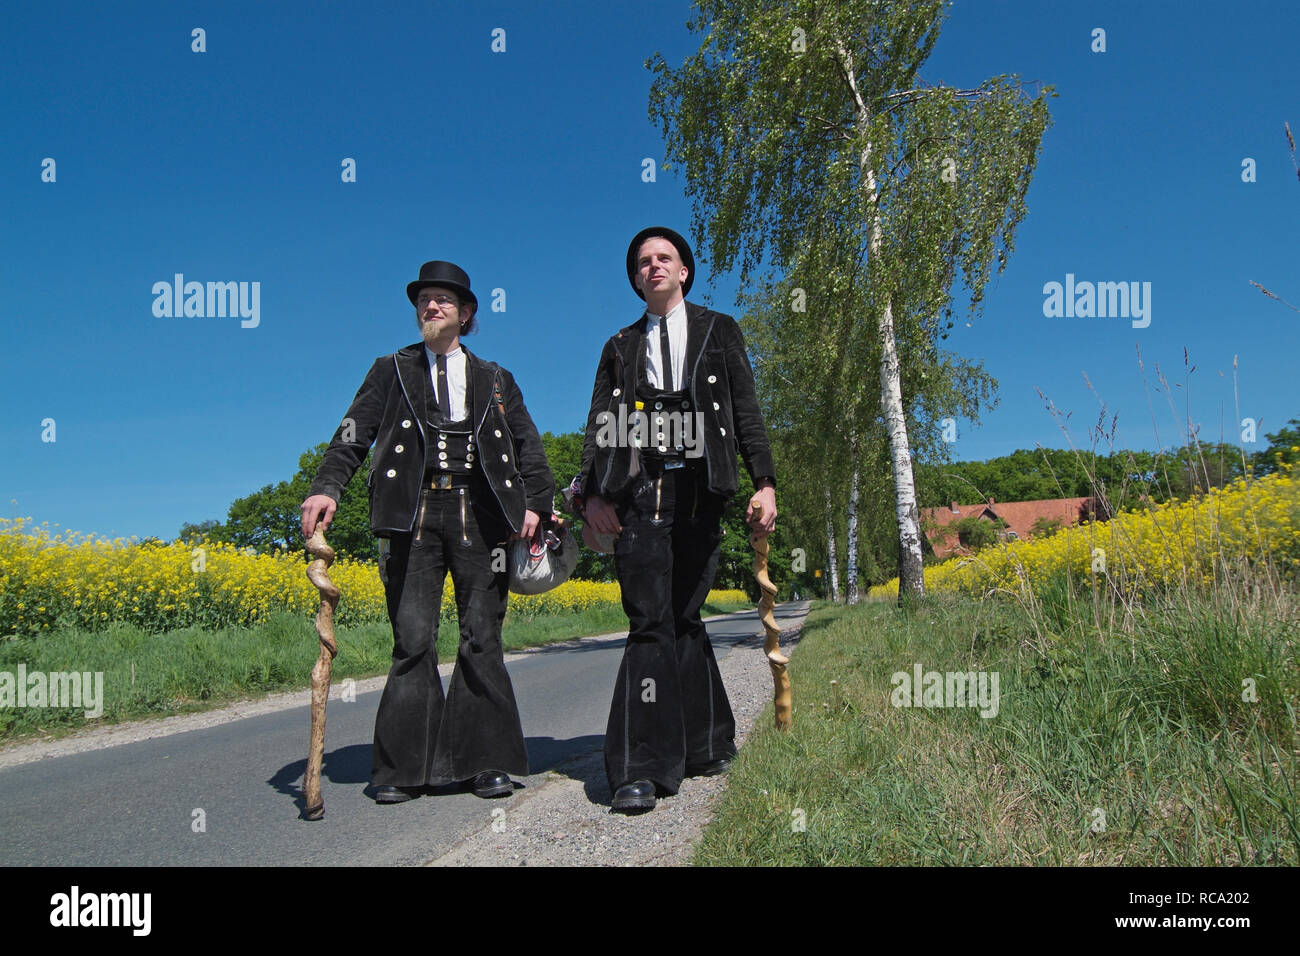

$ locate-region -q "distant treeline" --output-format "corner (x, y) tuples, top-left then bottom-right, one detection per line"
(917, 420), (1298, 514)
(177, 420), (1299, 594)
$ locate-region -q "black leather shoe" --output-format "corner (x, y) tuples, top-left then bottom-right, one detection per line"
(374, 785), (420, 804)
(611, 779), (657, 813)
(685, 757), (732, 777)
(472, 771), (513, 799)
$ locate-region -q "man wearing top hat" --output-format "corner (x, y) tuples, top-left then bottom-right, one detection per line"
(300, 260), (554, 804)
(572, 227), (778, 812)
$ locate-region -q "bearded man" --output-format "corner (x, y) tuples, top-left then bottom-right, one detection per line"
(300, 260), (553, 804)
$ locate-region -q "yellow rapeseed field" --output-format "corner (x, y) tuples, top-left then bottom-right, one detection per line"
(870, 465), (1300, 601)
(0, 522), (750, 635)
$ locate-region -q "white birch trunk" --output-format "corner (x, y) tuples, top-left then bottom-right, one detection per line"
(837, 39), (926, 601)
(846, 466), (860, 605)
(824, 487), (842, 603)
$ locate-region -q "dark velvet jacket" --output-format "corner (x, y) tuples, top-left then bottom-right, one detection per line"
(309, 343), (555, 535)
(579, 302), (776, 501)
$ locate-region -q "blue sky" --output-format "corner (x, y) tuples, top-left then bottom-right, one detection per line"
(2, 0), (1296, 541)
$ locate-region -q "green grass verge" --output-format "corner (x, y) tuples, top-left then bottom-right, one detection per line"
(693, 593), (1299, 866)
(0, 599), (753, 743)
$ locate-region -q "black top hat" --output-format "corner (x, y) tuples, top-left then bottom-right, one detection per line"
(626, 226), (695, 301)
(406, 260), (478, 308)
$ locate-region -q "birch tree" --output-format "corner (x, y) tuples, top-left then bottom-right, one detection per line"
(649, 0), (1051, 599)
(739, 233), (993, 599)
(825, 488), (841, 601)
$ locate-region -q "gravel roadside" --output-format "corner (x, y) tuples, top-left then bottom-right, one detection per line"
(426, 602), (808, 867)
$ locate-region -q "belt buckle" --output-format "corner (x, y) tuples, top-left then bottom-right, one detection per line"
(431, 474), (452, 490)
(664, 460), (685, 470)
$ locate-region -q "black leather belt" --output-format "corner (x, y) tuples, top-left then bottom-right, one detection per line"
(424, 474), (476, 490)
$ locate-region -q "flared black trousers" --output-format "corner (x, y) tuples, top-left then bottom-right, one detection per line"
(372, 483), (528, 788)
(605, 462), (737, 795)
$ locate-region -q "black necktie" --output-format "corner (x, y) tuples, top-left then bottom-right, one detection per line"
(658, 318), (674, 391)
(436, 353), (451, 419)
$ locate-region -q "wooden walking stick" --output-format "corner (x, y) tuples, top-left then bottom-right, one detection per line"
(303, 528), (339, 821)
(749, 501), (792, 730)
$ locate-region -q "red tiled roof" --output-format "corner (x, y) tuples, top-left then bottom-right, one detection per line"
(921, 497), (1093, 559)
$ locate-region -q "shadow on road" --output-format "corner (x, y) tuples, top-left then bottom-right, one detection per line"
(524, 734), (611, 805)
(270, 743), (372, 816)
(269, 735), (610, 814)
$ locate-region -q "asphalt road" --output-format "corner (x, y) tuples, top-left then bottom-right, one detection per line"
(0, 603), (809, 866)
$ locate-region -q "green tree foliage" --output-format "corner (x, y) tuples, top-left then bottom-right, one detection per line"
(1251, 417), (1300, 476)
(178, 444), (375, 560)
(950, 515), (1004, 552)
(1029, 516), (1063, 539)
(176, 519), (222, 543)
(739, 242), (997, 594)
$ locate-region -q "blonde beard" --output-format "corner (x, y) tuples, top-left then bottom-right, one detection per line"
(419, 318), (462, 350)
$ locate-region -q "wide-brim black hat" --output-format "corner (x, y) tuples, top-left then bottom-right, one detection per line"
(407, 260), (478, 308)
(626, 226), (695, 301)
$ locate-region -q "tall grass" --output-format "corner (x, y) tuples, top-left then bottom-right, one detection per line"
(694, 591), (1297, 865)
(700, 364), (1297, 865)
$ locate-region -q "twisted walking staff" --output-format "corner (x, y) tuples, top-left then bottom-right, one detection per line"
(303, 528), (339, 820)
(749, 501), (792, 729)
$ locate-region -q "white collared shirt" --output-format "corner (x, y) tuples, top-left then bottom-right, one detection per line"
(645, 299), (687, 390)
(424, 344), (468, 420)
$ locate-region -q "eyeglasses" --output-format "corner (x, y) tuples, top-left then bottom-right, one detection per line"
(417, 294), (459, 308)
